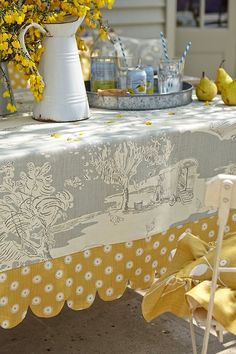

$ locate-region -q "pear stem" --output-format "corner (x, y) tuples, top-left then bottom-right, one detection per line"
(202, 71), (205, 78)
(219, 59), (225, 68)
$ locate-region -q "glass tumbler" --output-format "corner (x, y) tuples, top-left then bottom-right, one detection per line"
(158, 58), (184, 94)
(90, 57), (117, 92)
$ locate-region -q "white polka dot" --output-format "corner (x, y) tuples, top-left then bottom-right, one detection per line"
(55, 270), (64, 279)
(66, 278), (73, 287)
(76, 286), (84, 295)
(21, 289), (30, 298)
(43, 306), (53, 315)
(160, 247), (167, 256)
(168, 234), (175, 242)
(75, 263), (82, 273)
(104, 245), (112, 253)
(106, 288), (114, 296)
(10, 281), (19, 291)
(32, 275), (42, 284)
(145, 255), (152, 263)
(95, 280), (103, 288)
(32, 296), (41, 305)
(1, 320), (9, 329)
(0, 273), (7, 283)
(11, 304), (19, 314)
(125, 241), (133, 248)
(94, 257), (102, 266)
(224, 225), (230, 233)
(220, 259), (227, 267)
(86, 294), (94, 303)
(44, 261), (53, 270)
(21, 267), (30, 275)
(153, 241), (160, 249)
(44, 284), (53, 293)
(144, 274), (151, 283)
(135, 268), (142, 276)
(201, 223), (208, 231)
(114, 253), (123, 261)
(145, 236), (152, 243)
(67, 300), (74, 308)
(152, 260), (158, 269)
(136, 248), (144, 257)
(0, 297), (8, 306)
(56, 292), (64, 302)
(83, 249), (91, 258)
(160, 267), (167, 275)
(84, 271), (93, 280)
(208, 230), (215, 238)
(126, 261), (134, 269)
(115, 274), (124, 282)
(64, 255), (72, 264)
(105, 266), (113, 275)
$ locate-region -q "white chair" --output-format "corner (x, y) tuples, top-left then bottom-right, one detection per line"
(189, 174), (236, 354)
(118, 36), (163, 67)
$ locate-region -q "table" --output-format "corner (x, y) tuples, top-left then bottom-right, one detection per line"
(0, 91), (235, 328)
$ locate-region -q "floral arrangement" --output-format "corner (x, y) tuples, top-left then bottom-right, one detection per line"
(0, 0), (114, 112)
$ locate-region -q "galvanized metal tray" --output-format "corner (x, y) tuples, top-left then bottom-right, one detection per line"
(85, 81), (193, 111)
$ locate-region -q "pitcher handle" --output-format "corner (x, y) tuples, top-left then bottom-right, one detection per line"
(19, 23), (47, 60)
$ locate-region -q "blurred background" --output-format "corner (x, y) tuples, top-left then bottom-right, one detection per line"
(103, 0), (236, 79)
(9, 0), (236, 89)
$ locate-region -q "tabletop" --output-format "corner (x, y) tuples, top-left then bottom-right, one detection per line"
(0, 90), (236, 272)
(0, 90), (235, 329)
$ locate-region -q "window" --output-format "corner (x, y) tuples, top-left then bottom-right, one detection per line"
(177, 0), (228, 28)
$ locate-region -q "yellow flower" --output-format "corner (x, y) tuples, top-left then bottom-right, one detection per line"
(4, 13), (14, 24)
(2, 90), (10, 98)
(51, 133), (61, 138)
(12, 40), (20, 49)
(145, 121), (152, 126)
(6, 103), (16, 112)
(0, 0), (115, 106)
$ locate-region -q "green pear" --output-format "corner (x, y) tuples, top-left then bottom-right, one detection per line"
(215, 60), (232, 94)
(196, 72), (217, 101)
(221, 80), (236, 105)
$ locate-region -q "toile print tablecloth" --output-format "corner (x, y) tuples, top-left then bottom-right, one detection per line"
(0, 91), (236, 272)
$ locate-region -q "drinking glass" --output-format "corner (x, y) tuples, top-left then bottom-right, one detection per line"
(158, 58), (184, 94)
(90, 57), (117, 92)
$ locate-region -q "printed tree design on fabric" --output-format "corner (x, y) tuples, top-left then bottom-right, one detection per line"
(0, 162), (73, 269)
(90, 136), (174, 212)
(144, 136), (173, 202)
(91, 141), (143, 211)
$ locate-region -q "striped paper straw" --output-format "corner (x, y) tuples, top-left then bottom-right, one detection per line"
(179, 41), (192, 65)
(160, 32), (169, 60)
(117, 36), (128, 67)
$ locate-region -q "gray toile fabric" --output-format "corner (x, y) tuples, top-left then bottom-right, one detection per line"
(0, 91), (235, 272)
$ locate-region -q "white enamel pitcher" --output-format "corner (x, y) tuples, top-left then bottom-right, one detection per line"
(19, 16), (90, 122)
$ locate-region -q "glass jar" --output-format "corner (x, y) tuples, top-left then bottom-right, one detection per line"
(90, 33), (118, 92)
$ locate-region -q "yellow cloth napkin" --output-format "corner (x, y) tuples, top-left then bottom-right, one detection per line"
(142, 231), (236, 335)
